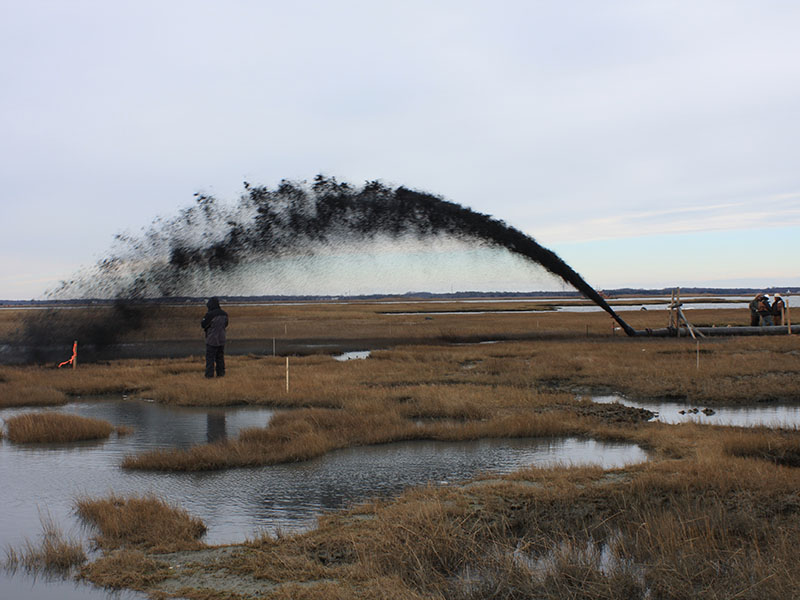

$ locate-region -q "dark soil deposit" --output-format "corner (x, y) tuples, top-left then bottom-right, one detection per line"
(15, 177), (638, 364)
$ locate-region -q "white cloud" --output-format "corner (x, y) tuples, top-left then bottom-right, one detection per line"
(2, 1), (800, 298)
(536, 192), (800, 244)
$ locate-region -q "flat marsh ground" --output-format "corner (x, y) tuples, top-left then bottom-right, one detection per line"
(2, 299), (800, 598)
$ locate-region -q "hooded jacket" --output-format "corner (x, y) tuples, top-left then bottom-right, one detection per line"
(201, 297), (228, 346)
(772, 296), (786, 315)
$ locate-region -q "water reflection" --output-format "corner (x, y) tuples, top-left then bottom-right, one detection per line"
(206, 413), (227, 443)
(0, 571), (144, 600)
(384, 301), (750, 316)
(244, 437), (646, 533)
(1, 397), (646, 600)
(333, 350), (371, 361)
(594, 394), (800, 427)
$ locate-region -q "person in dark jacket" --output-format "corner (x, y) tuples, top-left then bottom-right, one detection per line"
(757, 294), (773, 326)
(749, 294), (762, 327)
(772, 293), (786, 326)
(201, 297), (228, 378)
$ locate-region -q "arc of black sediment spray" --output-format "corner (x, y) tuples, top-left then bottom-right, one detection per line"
(494, 224), (636, 335)
(388, 187), (637, 336)
(41, 177), (636, 352)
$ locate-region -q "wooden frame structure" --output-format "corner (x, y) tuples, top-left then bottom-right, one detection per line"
(667, 288), (705, 339)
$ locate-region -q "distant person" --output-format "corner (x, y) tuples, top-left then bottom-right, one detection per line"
(749, 294), (762, 326)
(201, 297), (228, 378)
(757, 294), (773, 326)
(772, 293), (786, 326)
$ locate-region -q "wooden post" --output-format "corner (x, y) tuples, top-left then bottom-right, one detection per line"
(787, 294), (792, 334)
(696, 340), (700, 371)
(285, 357), (289, 393)
(678, 307), (704, 339)
(273, 338), (276, 356)
(668, 288), (676, 329)
(683, 311), (696, 339)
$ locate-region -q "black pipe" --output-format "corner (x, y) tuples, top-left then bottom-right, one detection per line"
(633, 325), (800, 337)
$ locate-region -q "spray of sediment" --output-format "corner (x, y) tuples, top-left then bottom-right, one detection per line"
(19, 176), (634, 360)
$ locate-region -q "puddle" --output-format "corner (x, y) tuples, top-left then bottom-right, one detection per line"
(593, 394), (800, 427)
(333, 350), (371, 361)
(0, 572), (145, 600)
(1, 397), (646, 599)
(380, 295), (755, 316)
(383, 301), (752, 316)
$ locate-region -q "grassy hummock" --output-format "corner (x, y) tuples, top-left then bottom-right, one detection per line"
(5, 412), (125, 443)
(75, 493), (207, 553)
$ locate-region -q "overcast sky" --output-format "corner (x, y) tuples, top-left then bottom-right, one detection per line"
(2, 1), (799, 299)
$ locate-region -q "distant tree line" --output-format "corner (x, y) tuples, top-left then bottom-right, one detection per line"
(3, 287), (799, 306)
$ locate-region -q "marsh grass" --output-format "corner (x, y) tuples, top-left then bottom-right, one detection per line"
(7, 301), (796, 599)
(3, 309), (799, 478)
(1, 304), (798, 410)
(721, 427), (800, 466)
(0, 383), (66, 408)
(79, 549), (172, 590)
(114, 424), (134, 436)
(4, 513), (86, 575)
(222, 455), (800, 600)
(5, 412), (119, 443)
(121, 404), (621, 471)
(121, 407), (421, 470)
(95, 332), (798, 473)
(75, 493), (207, 552)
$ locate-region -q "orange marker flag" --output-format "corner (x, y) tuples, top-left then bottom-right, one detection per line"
(58, 340), (78, 369)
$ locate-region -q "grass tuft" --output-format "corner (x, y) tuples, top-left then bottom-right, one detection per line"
(722, 428), (800, 466)
(79, 549), (172, 590)
(4, 513), (86, 575)
(75, 493), (206, 553)
(5, 412), (116, 443)
(0, 384), (66, 408)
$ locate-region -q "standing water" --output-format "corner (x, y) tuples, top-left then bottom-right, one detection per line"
(593, 394), (800, 427)
(2, 396), (647, 599)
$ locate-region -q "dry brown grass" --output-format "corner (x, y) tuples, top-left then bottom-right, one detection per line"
(720, 426), (800, 466)
(2, 302), (797, 410)
(0, 382), (66, 408)
(75, 493), (207, 553)
(0, 297), (786, 350)
(5, 412), (120, 443)
(4, 513), (86, 575)
(106, 329), (797, 472)
(121, 401), (634, 471)
(79, 549), (172, 590)
(2, 305), (796, 473)
(5, 300), (794, 599)
(209, 450), (800, 600)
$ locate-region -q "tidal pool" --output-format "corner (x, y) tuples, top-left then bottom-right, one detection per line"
(333, 350), (371, 361)
(1, 397), (646, 599)
(593, 394), (800, 427)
